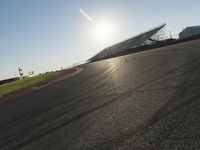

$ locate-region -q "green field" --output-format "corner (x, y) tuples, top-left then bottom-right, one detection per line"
(0, 72), (59, 98)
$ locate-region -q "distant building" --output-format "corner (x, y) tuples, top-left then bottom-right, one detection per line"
(27, 71), (34, 77)
(179, 26), (200, 39)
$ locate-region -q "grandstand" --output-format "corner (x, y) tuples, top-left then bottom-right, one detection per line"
(89, 23), (166, 61)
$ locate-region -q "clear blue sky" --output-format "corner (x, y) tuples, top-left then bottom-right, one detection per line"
(1, 0), (200, 80)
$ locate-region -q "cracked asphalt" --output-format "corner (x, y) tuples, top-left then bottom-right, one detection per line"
(0, 40), (200, 150)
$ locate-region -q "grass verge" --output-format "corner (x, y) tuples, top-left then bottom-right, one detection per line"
(0, 72), (59, 98)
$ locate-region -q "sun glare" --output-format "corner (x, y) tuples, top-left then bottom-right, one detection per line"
(93, 21), (115, 41)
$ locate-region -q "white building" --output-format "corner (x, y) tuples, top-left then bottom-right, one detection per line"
(179, 26), (200, 39)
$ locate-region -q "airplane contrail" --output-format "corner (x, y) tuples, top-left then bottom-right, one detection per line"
(79, 9), (93, 23)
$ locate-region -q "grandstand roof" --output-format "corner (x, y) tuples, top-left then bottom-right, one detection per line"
(91, 23), (166, 60)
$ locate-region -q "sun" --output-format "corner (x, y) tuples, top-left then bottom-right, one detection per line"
(93, 21), (115, 41)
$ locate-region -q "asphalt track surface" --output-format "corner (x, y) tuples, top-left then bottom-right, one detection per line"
(0, 40), (200, 150)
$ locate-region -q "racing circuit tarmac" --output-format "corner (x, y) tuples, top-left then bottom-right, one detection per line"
(0, 40), (200, 150)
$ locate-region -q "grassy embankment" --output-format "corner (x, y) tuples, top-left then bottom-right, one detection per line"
(0, 72), (59, 98)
